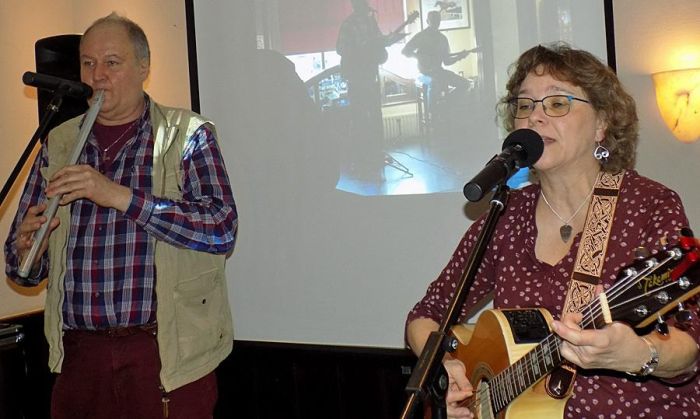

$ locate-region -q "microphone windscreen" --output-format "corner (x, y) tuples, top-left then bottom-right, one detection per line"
(502, 128), (544, 167)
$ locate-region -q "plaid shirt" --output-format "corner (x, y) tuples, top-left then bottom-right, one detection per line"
(5, 98), (237, 329)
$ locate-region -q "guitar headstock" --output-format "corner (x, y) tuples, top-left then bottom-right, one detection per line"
(407, 10), (420, 24)
(607, 230), (700, 328)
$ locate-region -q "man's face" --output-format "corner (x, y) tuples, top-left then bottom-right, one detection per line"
(80, 23), (149, 125)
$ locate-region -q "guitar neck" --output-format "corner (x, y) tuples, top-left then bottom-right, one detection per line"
(391, 23), (408, 36)
(489, 333), (565, 412)
(386, 11), (418, 46)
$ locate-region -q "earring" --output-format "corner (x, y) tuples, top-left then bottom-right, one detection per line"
(593, 142), (609, 162)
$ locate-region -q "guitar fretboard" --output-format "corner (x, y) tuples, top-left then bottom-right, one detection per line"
(489, 334), (564, 413)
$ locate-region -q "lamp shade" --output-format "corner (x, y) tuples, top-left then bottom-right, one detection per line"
(652, 68), (700, 143)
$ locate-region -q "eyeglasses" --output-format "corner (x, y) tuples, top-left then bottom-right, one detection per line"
(508, 95), (591, 119)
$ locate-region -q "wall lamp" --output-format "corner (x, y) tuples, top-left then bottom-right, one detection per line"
(652, 68), (700, 143)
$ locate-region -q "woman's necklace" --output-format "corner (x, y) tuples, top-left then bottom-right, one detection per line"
(540, 184), (595, 242)
(101, 121), (136, 157)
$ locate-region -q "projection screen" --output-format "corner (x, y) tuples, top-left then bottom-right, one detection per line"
(192, 0), (609, 348)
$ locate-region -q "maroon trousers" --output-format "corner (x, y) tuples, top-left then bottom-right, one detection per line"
(51, 327), (218, 419)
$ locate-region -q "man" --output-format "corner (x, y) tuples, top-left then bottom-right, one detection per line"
(336, 0), (402, 170)
(402, 10), (471, 110)
(4, 13), (237, 418)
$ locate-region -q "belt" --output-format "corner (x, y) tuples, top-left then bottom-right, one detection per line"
(65, 323), (157, 338)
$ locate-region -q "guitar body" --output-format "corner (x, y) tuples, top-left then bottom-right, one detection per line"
(452, 309), (568, 419)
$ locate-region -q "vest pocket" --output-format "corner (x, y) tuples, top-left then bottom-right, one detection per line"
(173, 268), (226, 365)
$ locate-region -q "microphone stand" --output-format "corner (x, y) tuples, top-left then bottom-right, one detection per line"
(400, 184), (511, 419)
(0, 87), (68, 209)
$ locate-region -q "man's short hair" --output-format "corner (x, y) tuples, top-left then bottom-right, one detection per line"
(427, 10), (441, 25)
(351, 0), (370, 12)
(81, 12), (150, 64)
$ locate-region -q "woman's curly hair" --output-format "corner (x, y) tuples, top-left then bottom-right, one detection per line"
(498, 43), (638, 172)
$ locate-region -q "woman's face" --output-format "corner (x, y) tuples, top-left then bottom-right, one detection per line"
(513, 70), (605, 174)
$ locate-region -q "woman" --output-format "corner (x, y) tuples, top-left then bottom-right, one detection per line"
(405, 43), (699, 418)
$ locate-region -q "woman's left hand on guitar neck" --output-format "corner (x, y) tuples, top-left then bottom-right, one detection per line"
(552, 313), (655, 372)
(552, 312), (699, 380)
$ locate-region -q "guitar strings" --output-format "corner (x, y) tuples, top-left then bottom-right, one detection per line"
(463, 249), (679, 414)
(509, 253), (669, 400)
(465, 257), (662, 412)
(579, 252), (674, 328)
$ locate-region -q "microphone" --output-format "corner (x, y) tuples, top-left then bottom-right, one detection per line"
(22, 71), (93, 99)
(463, 128), (544, 202)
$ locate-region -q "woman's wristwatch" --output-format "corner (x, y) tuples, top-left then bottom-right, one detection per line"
(626, 336), (659, 377)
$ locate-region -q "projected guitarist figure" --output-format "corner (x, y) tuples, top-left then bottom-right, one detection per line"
(402, 10), (473, 112)
(336, 0), (417, 170)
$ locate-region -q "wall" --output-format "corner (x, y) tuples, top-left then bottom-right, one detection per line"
(0, 0), (190, 319)
(0, 0), (74, 318)
(613, 0), (700, 229)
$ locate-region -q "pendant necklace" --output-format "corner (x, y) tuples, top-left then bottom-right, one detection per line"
(540, 184), (595, 242)
(101, 121), (137, 159)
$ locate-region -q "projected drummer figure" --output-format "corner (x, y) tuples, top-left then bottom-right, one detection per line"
(336, 0), (415, 176)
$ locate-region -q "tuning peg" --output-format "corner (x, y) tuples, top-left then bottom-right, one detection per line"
(675, 302), (694, 327)
(634, 246), (651, 260)
(655, 315), (669, 335)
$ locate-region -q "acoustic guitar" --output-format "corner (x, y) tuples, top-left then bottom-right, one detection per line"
(448, 234), (700, 418)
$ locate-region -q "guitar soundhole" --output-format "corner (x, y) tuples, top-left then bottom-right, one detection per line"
(503, 310), (549, 343)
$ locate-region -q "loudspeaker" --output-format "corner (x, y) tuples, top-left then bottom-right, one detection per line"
(35, 34), (88, 133)
(0, 324), (25, 419)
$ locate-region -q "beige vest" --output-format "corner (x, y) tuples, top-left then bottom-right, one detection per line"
(41, 100), (234, 391)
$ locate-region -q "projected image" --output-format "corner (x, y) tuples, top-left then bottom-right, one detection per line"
(196, 0), (610, 350)
(254, 0), (533, 196)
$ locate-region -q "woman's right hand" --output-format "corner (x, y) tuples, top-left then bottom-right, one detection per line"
(444, 357), (474, 419)
(406, 318), (474, 418)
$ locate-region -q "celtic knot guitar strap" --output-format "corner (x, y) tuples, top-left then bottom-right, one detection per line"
(545, 170), (626, 399)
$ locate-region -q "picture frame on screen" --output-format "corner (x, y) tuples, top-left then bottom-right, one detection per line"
(420, 0), (470, 30)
